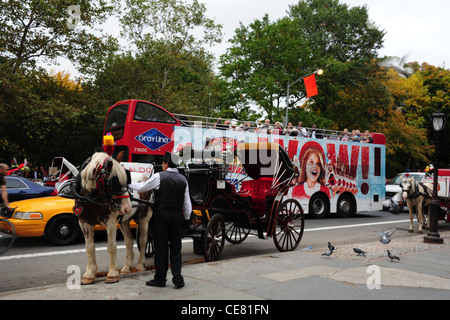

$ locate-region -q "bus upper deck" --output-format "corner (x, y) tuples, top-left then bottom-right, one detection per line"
(103, 99), (386, 216)
(104, 99), (385, 161)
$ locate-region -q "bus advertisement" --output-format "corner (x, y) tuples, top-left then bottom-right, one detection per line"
(104, 99), (386, 218)
(173, 126), (385, 218)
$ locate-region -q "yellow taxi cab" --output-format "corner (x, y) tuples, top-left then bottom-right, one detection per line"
(5, 196), (137, 246)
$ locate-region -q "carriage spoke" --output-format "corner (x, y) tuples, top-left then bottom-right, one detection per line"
(204, 214), (225, 262)
(273, 199), (305, 252)
(225, 221), (249, 244)
(0, 219), (16, 255)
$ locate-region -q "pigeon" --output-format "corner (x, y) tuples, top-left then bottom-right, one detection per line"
(322, 249), (333, 258)
(378, 54), (414, 78)
(353, 248), (366, 257)
(328, 242), (335, 251)
(387, 250), (400, 262)
(375, 228), (396, 244)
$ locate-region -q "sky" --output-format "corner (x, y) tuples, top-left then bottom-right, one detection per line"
(55, 0), (449, 76)
(198, 0), (449, 68)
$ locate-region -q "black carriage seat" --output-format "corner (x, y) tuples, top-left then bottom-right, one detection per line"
(186, 163), (212, 205)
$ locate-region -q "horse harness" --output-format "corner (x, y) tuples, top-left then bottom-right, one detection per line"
(72, 156), (131, 216)
(402, 179), (432, 200)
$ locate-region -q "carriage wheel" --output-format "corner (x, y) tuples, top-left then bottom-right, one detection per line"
(273, 199), (305, 252)
(0, 218), (16, 255)
(224, 221), (250, 244)
(204, 214), (225, 262)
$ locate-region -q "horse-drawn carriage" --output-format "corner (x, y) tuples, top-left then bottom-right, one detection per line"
(179, 142), (305, 261)
(422, 169), (450, 222)
(73, 143), (305, 284)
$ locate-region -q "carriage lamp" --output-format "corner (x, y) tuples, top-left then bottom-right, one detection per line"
(424, 111), (446, 244)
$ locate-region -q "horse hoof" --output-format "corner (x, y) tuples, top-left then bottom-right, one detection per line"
(408, 229), (414, 233)
(417, 230), (423, 234)
(105, 276), (119, 284)
(81, 277), (95, 285)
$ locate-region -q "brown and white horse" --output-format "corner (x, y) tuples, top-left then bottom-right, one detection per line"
(74, 152), (152, 285)
(400, 176), (432, 233)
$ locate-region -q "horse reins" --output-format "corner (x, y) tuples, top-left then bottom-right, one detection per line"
(96, 157), (130, 201)
(73, 156), (130, 215)
(402, 179), (432, 200)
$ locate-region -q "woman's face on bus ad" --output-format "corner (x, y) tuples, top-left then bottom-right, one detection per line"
(305, 153), (321, 183)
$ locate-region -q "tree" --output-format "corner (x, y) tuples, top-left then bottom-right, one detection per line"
(377, 106), (431, 177)
(219, 0), (385, 122)
(0, 0), (118, 73)
(386, 63), (450, 169)
(93, 47), (221, 115)
(220, 16), (308, 121)
(0, 62), (105, 167)
(117, 0), (222, 107)
(287, 0), (385, 113)
(329, 61), (392, 131)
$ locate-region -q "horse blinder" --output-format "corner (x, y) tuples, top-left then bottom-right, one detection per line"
(73, 156), (130, 214)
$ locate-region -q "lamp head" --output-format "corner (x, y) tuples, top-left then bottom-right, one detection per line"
(431, 112), (446, 132)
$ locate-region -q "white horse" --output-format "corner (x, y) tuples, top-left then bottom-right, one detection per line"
(75, 152), (153, 285)
(400, 176), (432, 233)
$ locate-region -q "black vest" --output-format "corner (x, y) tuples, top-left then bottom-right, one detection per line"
(154, 170), (187, 213)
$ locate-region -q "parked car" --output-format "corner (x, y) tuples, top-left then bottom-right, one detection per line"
(3, 176), (57, 202)
(383, 172), (427, 212)
(2, 196), (138, 246)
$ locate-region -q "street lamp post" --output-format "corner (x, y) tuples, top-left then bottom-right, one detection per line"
(424, 111), (446, 244)
(284, 69), (323, 127)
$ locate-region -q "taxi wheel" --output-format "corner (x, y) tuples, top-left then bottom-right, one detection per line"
(46, 214), (81, 246)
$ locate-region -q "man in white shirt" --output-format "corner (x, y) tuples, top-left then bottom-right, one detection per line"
(129, 152), (192, 288)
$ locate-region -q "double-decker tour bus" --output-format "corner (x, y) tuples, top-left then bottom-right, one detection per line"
(103, 99), (386, 218)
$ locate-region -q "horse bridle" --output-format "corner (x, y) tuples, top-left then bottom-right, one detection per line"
(73, 156), (131, 215)
(401, 179), (430, 199)
(401, 178), (414, 197)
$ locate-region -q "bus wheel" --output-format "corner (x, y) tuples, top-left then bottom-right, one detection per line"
(337, 194), (356, 218)
(309, 193), (330, 219)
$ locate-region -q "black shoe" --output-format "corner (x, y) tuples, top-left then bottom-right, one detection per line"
(146, 279), (166, 287)
(173, 279), (185, 289)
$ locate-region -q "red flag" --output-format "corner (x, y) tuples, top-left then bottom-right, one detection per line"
(304, 74), (318, 97)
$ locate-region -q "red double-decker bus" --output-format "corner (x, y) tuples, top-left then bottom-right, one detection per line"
(103, 99), (180, 163)
(104, 99), (386, 218)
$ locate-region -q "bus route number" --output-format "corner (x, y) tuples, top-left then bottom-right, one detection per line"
(134, 147), (148, 153)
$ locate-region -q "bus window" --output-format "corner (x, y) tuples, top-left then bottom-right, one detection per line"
(105, 104), (129, 130)
(375, 147), (381, 176)
(134, 101), (177, 124)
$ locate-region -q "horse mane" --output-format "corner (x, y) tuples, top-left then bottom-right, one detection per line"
(82, 152), (127, 189)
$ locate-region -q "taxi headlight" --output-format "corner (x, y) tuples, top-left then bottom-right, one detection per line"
(13, 211), (43, 220)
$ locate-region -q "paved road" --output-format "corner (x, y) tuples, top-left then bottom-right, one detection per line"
(0, 210), (429, 293)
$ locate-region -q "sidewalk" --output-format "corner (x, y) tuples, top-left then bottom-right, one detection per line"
(1, 231), (449, 300)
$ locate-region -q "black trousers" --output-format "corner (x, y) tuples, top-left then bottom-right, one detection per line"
(149, 210), (184, 284)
